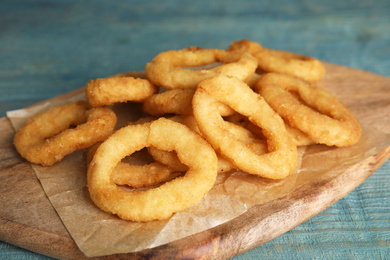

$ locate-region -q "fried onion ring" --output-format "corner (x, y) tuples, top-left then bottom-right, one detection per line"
(145, 46), (257, 89)
(228, 39), (326, 83)
(254, 73), (362, 147)
(146, 115), (259, 174)
(147, 147), (189, 172)
(14, 101), (117, 166)
(87, 142), (181, 188)
(225, 113), (314, 146)
(255, 48), (326, 83)
(192, 75), (298, 179)
(85, 71), (158, 107)
(245, 72), (263, 89)
(142, 88), (234, 116)
(87, 117), (218, 221)
(284, 123), (315, 146)
(110, 162), (181, 188)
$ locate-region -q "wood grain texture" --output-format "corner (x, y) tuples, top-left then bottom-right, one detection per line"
(0, 63), (389, 259)
(0, 117), (86, 260)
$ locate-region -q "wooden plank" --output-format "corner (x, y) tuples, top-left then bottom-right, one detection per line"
(0, 63), (389, 259)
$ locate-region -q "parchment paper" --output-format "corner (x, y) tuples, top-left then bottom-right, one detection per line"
(7, 88), (390, 257)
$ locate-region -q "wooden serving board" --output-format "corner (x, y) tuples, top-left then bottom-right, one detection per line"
(1, 63), (390, 260)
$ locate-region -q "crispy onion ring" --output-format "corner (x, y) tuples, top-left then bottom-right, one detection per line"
(87, 117), (218, 221)
(14, 101), (117, 166)
(228, 39), (325, 83)
(148, 148), (189, 172)
(109, 71), (149, 79)
(85, 71), (158, 107)
(225, 113), (314, 146)
(148, 147), (240, 174)
(245, 72), (263, 89)
(192, 75), (298, 179)
(146, 115), (264, 174)
(255, 48), (326, 83)
(254, 73), (362, 147)
(145, 46), (257, 89)
(87, 142), (181, 188)
(142, 88), (234, 116)
(226, 39), (263, 55)
(110, 162), (181, 188)
(284, 123), (315, 146)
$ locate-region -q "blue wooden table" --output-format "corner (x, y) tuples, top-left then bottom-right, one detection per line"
(1, 1), (389, 259)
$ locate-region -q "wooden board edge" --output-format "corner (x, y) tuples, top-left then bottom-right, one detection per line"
(0, 217), (88, 260)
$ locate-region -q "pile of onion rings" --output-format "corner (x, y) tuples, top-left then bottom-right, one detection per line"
(13, 39), (362, 221)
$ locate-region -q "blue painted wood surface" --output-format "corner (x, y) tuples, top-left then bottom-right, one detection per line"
(1, 0), (389, 259)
